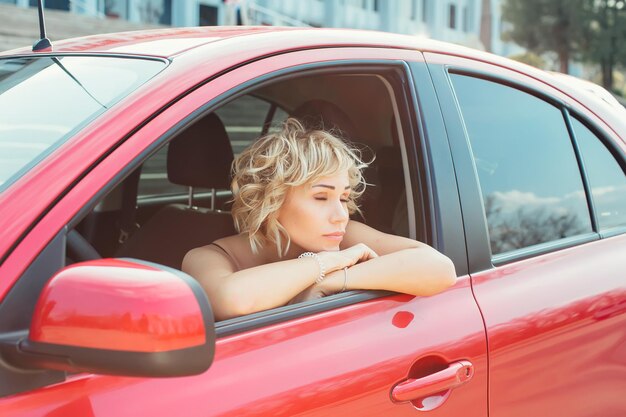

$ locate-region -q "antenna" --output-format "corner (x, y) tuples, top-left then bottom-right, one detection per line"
(32, 0), (52, 51)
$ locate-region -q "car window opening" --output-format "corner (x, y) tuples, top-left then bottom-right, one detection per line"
(69, 70), (416, 321)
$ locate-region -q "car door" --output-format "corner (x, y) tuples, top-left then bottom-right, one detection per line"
(0, 48), (487, 416)
(426, 53), (626, 417)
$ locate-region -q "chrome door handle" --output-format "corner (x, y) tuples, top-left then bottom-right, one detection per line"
(391, 360), (474, 402)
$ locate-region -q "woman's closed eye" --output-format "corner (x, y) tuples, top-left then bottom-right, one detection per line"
(314, 194), (349, 203)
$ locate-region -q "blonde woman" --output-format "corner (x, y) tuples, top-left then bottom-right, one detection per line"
(182, 118), (456, 321)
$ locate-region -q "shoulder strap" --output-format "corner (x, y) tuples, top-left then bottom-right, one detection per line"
(210, 242), (240, 271)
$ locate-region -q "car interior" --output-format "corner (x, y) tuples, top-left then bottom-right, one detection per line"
(67, 69), (414, 296)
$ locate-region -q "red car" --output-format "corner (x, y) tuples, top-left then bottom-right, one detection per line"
(0, 27), (625, 416)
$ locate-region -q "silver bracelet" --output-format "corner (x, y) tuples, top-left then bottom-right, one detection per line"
(341, 267), (348, 292)
(298, 252), (326, 284)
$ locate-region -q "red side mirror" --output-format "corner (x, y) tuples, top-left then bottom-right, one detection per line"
(9, 259), (215, 377)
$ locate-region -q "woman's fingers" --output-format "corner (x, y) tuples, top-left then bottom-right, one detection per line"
(356, 243), (377, 262)
(362, 243), (377, 255)
(344, 244), (377, 266)
(319, 244), (377, 272)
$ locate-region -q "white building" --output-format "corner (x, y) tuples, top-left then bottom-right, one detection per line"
(0, 0), (524, 57)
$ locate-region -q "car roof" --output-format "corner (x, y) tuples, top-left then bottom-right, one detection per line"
(0, 26), (486, 59)
(0, 26), (285, 57)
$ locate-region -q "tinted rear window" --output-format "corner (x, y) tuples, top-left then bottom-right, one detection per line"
(449, 74), (593, 255)
(0, 56), (165, 192)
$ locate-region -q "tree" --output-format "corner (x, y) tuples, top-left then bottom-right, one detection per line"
(502, 0), (586, 73)
(580, 0), (626, 91)
(502, 0), (626, 92)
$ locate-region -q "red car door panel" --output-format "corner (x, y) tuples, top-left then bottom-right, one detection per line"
(472, 236), (626, 416)
(425, 51), (626, 417)
(1, 284), (485, 416)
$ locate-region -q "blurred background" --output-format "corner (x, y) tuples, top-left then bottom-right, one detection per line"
(1, 0), (624, 104)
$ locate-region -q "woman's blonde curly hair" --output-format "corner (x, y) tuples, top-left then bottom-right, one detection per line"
(231, 118), (368, 257)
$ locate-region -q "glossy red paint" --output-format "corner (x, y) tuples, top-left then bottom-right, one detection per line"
(0, 40), (488, 415)
(0, 26), (624, 416)
(471, 235), (626, 417)
(424, 49), (626, 416)
(0, 278), (487, 416)
(29, 259), (206, 352)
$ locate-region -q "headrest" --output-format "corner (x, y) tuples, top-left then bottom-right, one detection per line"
(167, 113), (233, 189)
(291, 99), (358, 140)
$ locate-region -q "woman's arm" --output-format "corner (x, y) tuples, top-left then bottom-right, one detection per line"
(317, 220), (456, 297)
(183, 221), (455, 320)
(183, 248), (324, 321)
(182, 242), (377, 321)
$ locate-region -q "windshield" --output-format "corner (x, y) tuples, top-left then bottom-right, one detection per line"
(0, 56), (166, 192)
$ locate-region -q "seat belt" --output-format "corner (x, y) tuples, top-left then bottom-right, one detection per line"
(118, 168), (142, 244)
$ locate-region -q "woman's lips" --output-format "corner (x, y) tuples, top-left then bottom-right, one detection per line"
(323, 232), (344, 241)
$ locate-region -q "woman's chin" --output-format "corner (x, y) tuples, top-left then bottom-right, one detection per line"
(298, 240), (340, 253)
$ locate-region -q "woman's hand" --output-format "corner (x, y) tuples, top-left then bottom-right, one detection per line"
(318, 243), (378, 273)
(290, 244), (377, 305)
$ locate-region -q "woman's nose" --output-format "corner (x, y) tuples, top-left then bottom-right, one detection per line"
(330, 200), (349, 223)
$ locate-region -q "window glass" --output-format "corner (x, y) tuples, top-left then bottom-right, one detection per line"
(215, 95), (277, 155)
(572, 118), (626, 231)
(450, 74), (592, 255)
(139, 144), (181, 197)
(268, 107), (289, 132)
(0, 56), (165, 192)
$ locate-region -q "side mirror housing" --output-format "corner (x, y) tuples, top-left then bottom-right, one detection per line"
(3, 259), (215, 377)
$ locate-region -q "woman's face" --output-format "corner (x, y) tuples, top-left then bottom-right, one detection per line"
(278, 170), (351, 253)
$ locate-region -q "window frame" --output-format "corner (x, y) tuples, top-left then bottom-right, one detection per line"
(206, 63), (427, 336)
(565, 110), (626, 239)
(451, 69), (603, 265)
(427, 61), (620, 270)
(61, 60), (434, 338)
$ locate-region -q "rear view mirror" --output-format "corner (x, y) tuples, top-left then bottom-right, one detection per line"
(2, 259), (215, 377)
